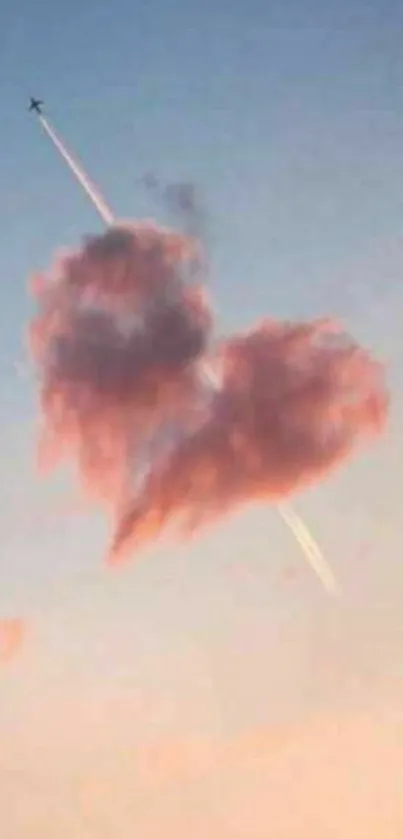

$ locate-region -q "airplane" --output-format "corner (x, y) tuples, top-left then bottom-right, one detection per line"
(28, 97), (44, 114)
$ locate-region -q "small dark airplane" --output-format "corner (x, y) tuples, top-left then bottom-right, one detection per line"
(28, 97), (44, 114)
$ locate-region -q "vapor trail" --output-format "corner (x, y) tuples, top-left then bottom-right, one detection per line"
(39, 115), (115, 226)
(32, 114), (341, 597)
(277, 504), (339, 595)
(197, 362), (340, 595)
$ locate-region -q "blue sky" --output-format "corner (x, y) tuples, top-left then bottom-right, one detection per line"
(1, 0), (403, 835)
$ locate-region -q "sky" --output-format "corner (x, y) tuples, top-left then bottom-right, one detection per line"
(1, 0), (403, 835)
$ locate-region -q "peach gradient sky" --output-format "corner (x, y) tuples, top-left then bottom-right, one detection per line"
(2, 0), (403, 834)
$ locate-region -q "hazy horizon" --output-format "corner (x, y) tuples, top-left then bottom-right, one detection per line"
(1, 0), (403, 835)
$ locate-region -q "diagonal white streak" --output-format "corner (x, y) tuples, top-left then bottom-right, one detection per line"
(39, 115), (115, 226)
(278, 504), (339, 595)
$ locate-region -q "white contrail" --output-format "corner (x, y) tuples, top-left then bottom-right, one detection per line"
(202, 367), (338, 595)
(39, 115), (115, 226)
(278, 504), (339, 595)
(34, 109), (338, 596)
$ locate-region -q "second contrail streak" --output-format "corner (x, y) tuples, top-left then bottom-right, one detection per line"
(278, 504), (339, 595)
